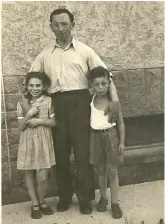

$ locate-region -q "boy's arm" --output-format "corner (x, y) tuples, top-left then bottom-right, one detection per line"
(116, 104), (125, 154)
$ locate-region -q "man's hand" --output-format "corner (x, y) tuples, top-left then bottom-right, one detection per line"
(104, 101), (119, 123)
(27, 118), (41, 128)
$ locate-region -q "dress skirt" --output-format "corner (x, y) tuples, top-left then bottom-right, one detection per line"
(17, 125), (55, 170)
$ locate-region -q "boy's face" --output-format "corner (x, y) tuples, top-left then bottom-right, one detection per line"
(91, 76), (110, 96)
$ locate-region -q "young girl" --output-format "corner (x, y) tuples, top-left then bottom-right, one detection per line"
(17, 72), (56, 219)
(88, 66), (125, 219)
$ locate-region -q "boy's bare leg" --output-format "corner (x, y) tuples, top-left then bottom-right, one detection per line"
(107, 165), (119, 204)
(25, 170), (39, 208)
(95, 164), (107, 199)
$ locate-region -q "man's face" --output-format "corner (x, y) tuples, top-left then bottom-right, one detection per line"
(50, 13), (74, 42)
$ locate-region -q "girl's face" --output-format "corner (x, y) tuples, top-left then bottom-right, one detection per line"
(27, 78), (44, 99)
(91, 76), (110, 96)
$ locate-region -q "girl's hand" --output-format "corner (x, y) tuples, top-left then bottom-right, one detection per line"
(118, 142), (125, 155)
(27, 118), (41, 128)
(27, 106), (39, 117)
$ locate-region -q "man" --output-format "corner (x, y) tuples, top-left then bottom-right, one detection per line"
(29, 8), (119, 214)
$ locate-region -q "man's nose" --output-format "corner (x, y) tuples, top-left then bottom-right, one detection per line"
(99, 85), (103, 89)
(58, 24), (63, 31)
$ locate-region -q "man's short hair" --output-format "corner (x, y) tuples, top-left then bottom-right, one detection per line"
(50, 8), (74, 23)
(88, 66), (110, 82)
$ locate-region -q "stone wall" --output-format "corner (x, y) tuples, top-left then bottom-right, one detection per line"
(1, 1), (164, 202)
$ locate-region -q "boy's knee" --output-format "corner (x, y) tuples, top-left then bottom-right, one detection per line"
(107, 165), (118, 180)
(94, 165), (106, 176)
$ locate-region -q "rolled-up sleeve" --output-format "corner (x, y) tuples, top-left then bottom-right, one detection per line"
(29, 51), (45, 73)
(87, 48), (113, 77)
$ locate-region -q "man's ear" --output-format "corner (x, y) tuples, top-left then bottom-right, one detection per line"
(89, 80), (93, 87)
(71, 21), (75, 29)
(50, 23), (53, 32)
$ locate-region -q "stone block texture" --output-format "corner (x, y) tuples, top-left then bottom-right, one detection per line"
(1, 1), (164, 203)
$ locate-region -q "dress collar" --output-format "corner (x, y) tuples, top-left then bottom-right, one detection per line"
(30, 95), (44, 104)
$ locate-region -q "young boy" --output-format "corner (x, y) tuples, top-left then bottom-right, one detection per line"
(88, 66), (125, 219)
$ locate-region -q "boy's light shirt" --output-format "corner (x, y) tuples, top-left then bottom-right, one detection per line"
(90, 95), (116, 130)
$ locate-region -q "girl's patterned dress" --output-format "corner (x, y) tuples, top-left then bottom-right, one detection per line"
(17, 95), (56, 170)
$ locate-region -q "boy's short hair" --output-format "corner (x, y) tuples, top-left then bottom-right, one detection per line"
(88, 66), (110, 82)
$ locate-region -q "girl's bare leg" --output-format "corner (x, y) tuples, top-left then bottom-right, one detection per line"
(36, 169), (49, 204)
(25, 170), (38, 207)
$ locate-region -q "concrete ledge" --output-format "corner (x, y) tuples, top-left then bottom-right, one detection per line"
(2, 143), (164, 205)
(123, 142), (164, 165)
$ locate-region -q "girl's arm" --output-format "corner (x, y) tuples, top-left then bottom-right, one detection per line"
(27, 99), (56, 128)
(27, 117), (56, 128)
(18, 106), (39, 131)
(116, 104), (125, 154)
(22, 96), (31, 115)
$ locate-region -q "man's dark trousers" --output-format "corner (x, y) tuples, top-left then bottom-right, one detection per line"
(52, 89), (95, 203)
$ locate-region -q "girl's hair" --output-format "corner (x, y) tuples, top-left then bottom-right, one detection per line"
(23, 72), (51, 100)
(88, 66), (110, 82)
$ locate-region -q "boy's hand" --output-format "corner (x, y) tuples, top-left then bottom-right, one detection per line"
(104, 101), (119, 123)
(27, 118), (41, 128)
(118, 142), (125, 155)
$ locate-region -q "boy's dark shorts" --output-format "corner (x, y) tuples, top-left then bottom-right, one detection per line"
(90, 126), (123, 166)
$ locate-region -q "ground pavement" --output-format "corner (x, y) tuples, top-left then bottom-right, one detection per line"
(2, 180), (164, 224)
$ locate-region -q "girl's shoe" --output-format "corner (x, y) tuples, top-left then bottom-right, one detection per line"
(31, 205), (42, 219)
(97, 197), (108, 212)
(111, 203), (123, 219)
(40, 202), (54, 215)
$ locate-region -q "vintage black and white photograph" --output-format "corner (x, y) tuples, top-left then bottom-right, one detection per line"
(1, 1), (164, 224)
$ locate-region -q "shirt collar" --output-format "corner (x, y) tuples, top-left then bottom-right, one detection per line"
(51, 36), (77, 52)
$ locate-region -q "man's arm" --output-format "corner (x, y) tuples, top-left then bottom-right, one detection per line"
(20, 51), (45, 115)
(109, 79), (119, 102)
(29, 51), (45, 73)
(86, 47), (120, 122)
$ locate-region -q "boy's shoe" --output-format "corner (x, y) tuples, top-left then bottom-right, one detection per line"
(31, 205), (42, 219)
(40, 202), (54, 215)
(97, 197), (108, 212)
(111, 203), (123, 219)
